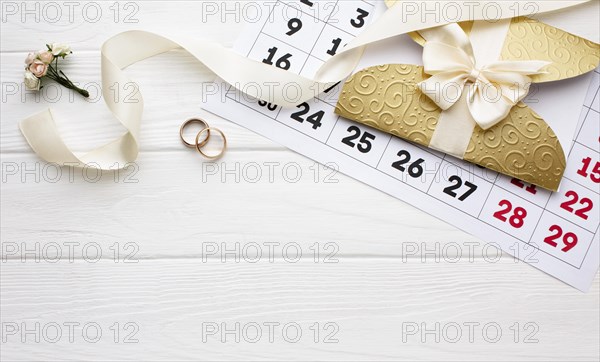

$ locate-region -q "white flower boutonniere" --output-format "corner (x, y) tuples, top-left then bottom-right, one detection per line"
(23, 44), (89, 98)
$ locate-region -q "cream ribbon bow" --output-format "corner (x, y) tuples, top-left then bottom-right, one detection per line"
(417, 24), (550, 130)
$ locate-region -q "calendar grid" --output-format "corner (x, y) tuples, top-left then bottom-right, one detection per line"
(475, 178), (496, 219)
(299, 0), (340, 71)
(278, 0), (334, 21)
(375, 136), (393, 169)
(324, 115), (341, 145)
(575, 140), (600, 155)
(245, 0), (279, 58)
(278, 0), (375, 35)
(425, 154), (446, 195)
(207, 1), (599, 289)
(221, 87), (599, 270)
(325, 1), (376, 35)
(260, 31), (309, 56)
(222, 62), (599, 269)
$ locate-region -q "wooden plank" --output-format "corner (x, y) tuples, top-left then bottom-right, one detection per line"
(1, 260), (598, 361)
(0, 1), (245, 51)
(1, 151), (488, 258)
(2, 2), (598, 361)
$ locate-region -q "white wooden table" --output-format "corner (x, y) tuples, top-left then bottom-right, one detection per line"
(1, 1), (598, 360)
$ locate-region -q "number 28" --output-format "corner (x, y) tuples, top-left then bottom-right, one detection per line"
(493, 200), (527, 228)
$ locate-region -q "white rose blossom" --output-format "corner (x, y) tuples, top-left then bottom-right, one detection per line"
(50, 43), (72, 57)
(24, 71), (40, 91)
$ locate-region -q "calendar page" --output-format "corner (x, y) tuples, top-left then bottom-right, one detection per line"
(204, 0), (600, 291)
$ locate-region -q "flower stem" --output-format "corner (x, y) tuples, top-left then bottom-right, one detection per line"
(46, 64), (89, 98)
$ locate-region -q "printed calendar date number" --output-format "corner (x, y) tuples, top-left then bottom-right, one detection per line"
(342, 126), (375, 153)
(263, 47), (292, 70)
(510, 178), (537, 194)
(493, 200), (527, 228)
(577, 157), (600, 183)
(543, 225), (578, 252)
(286, 18), (303, 36)
(327, 38), (343, 56)
(391, 150), (424, 178)
(560, 190), (593, 220)
(291, 103), (324, 129)
(323, 81), (340, 94)
(258, 100), (277, 111)
(443, 176), (478, 201)
(351, 8), (370, 28)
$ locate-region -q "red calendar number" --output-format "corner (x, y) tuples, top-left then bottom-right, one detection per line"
(559, 190), (593, 220)
(493, 200), (527, 228)
(510, 178), (537, 194)
(576, 157), (600, 183)
(543, 225), (578, 252)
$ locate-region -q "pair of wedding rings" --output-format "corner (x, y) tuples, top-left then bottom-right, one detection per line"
(179, 118), (227, 160)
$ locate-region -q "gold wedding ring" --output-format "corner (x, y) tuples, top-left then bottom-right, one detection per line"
(195, 127), (227, 160)
(180, 117), (227, 160)
(180, 118), (210, 148)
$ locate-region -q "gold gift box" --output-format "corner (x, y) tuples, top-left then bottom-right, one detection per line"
(335, 17), (599, 191)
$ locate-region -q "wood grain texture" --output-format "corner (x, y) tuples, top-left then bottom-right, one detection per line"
(1, 1), (598, 361)
(1, 51), (281, 153)
(1, 261), (599, 361)
(1, 151), (485, 258)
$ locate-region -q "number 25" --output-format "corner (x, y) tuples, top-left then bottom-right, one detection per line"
(342, 126), (375, 153)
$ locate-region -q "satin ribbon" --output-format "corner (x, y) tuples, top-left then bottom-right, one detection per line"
(418, 24), (549, 130)
(19, 0), (595, 169)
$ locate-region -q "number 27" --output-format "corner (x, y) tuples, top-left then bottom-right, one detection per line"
(443, 175), (477, 201)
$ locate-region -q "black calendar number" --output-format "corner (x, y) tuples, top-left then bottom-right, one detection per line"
(327, 38), (342, 56)
(291, 103), (324, 130)
(342, 126), (375, 153)
(324, 81), (341, 94)
(391, 150), (424, 178)
(287, 18), (303, 36)
(258, 100), (277, 111)
(262, 47), (292, 70)
(300, 0), (314, 7)
(350, 8), (369, 28)
(443, 175), (478, 201)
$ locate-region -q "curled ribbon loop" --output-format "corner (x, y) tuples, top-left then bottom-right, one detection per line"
(417, 24), (550, 130)
(17, 1), (594, 169)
